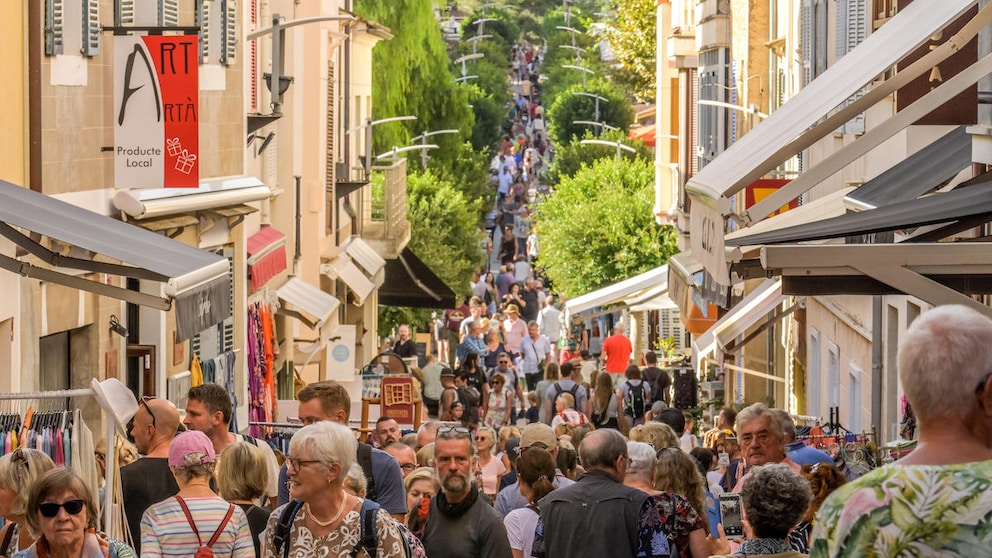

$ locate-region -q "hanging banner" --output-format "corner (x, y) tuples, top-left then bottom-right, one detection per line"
(114, 35), (199, 188)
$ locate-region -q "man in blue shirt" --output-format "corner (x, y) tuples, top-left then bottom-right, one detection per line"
(276, 381), (407, 520)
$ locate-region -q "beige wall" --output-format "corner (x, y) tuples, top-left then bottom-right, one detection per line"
(0, 0), (26, 186)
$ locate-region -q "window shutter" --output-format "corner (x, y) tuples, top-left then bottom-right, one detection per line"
(222, 0), (236, 65)
(45, 0), (65, 55)
(814, 0), (828, 78)
(81, 0), (100, 56)
(117, 0), (134, 25)
(840, 0), (868, 135)
(159, 0), (178, 27)
(196, 0), (210, 64)
(689, 68), (699, 176)
(800, 0), (813, 87)
(221, 249), (235, 353)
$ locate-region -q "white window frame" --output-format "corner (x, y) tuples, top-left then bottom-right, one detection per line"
(808, 328), (821, 416)
(848, 363), (863, 432)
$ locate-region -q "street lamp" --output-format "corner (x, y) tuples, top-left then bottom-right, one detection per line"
(572, 91), (609, 122)
(580, 138), (637, 161)
(374, 144), (440, 173)
(562, 64), (595, 86)
(466, 33), (492, 54)
(555, 25), (583, 47)
(410, 129), (460, 170)
(247, 14), (356, 116)
(454, 53), (485, 77)
(345, 115), (418, 179)
(573, 120), (618, 136)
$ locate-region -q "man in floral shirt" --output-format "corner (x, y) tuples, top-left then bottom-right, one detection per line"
(812, 304), (992, 557)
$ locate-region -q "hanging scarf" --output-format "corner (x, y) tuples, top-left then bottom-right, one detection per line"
(736, 538), (793, 555)
(435, 483), (479, 518)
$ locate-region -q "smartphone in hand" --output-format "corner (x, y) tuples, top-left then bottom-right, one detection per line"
(719, 492), (745, 538)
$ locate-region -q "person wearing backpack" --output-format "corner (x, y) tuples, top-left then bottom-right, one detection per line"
(543, 362), (589, 425)
(140, 431), (253, 557)
(619, 365), (652, 427)
(262, 422), (406, 558)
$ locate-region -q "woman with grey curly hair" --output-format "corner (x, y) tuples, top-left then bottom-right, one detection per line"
(712, 463), (812, 557)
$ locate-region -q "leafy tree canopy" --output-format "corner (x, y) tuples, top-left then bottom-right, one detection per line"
(354, 0), (474, 168)
(603, 0), (657, 102)
(378, 171), (486, 334)
(535, 157), (677, 298)
(546, 128), (652, 184)
(545, 78), (635, 147)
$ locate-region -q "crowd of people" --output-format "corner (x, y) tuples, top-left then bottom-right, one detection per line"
(0, 305), (988, 557)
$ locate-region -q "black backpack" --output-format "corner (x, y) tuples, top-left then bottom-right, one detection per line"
(273, 498), (412, 558)
(457, 385), (481, 423)
(551, 381), (580, 405)
(624, 381), (646, 418)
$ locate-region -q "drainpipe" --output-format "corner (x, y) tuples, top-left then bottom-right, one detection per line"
(294, 175), (302, 271)
(29, 0), (42, 192)
(871, 295), (882, 432)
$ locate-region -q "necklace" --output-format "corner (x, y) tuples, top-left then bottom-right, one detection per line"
(306, 494), (349, 527)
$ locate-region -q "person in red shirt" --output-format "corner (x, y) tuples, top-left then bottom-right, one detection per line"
(601, 322), (633, 377)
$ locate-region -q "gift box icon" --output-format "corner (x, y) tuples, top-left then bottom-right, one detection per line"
(166, 137), (182, 157)
(175, 149), (197, 174)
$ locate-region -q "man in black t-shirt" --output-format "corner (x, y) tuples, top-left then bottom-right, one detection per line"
(641, 351), (671, 405)
(121, 397), (181, 552)
(519, 278), (540, 322)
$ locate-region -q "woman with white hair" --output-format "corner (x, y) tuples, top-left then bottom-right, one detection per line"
(259, 422), (405, 557)
(624, 442), (715, 558)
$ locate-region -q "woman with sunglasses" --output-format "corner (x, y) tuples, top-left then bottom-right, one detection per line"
(259, 422), (405, 558)
(16, 468), (134, 558)
(140, 430), (253, 557)
(0, 449), (55, 557)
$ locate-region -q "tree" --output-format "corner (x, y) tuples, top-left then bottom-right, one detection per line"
(535, 157), (677, 297)
(546, 128), (652, 184)
(354, 0), (474, 169)
(378, 172), (486, 334)
(604, 0), (657, 102)
(545, 78), (635, 147)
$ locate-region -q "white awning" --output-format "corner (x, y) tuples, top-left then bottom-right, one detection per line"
(276, 277), (340, 330)
(113, 175), (271, 219)
(345, 237), (385, 286)
(321, 256), (376, 305)
(686, 0), (981, 213)
(628, 282), (679, 312)
(693, 278), (787, 359)
(565, 265), (669, 317)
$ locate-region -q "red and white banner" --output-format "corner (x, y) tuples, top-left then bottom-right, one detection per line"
(114, 35), (199, 188)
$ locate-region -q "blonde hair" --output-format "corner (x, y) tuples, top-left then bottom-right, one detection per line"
(629, 422), (679, 452)
(416, 443), (435, 467)
(0, 449), (55, 518)
(654, 447), (709, 533)
(404, 467), (440, 494)
(217, 441), (268, 502)
(556, 392), (575, 410)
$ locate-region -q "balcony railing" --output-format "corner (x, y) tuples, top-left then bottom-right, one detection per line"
(362, 158), (410, 259)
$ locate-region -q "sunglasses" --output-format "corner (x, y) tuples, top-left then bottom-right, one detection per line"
(139, 396), (157, 428)
(438, 426), (472, 435)
(39, 499), (85, 518)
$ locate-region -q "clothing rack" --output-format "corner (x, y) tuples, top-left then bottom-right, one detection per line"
(0, 388), (115, 531)
(248, 421), (302, 429)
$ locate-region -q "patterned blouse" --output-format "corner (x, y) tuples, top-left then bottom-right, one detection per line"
(260, 501), (407, 558)
(646, 491), (704, 558)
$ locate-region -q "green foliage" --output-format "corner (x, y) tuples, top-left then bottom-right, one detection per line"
(604, 0), (657, 102)
(409, 171), (484, 297)
(354, 0), (474, 168)
(465, 87), (507, 152)
(431, 141), (493, 207)
(463, 9), (520, 45)
(545, 78), (635, 147)
(535, 157), (677, 297)
(546, 128), (652, 184)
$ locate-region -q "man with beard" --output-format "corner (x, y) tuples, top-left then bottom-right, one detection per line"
(422, 426), (512, 558)
(121, 397), (181, 552)
(392, 324), (417, 358)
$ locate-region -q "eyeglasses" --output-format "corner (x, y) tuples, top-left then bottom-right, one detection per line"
(286, 458), (324, 471)
(438, 426), (472, 435)
(140, 396), (157, 428)
(39, 499), (85, 518)
(400, 463), (418, 473)
(976, 372), (992, 394)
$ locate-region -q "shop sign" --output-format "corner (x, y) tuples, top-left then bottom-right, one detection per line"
(689, 198), (730, 287)
(114, 35), (199, 188)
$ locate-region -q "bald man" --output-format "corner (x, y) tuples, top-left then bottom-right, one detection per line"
(122, 397), (181, 552)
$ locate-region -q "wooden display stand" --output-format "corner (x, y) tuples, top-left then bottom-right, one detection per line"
(359, 375), (422, 442)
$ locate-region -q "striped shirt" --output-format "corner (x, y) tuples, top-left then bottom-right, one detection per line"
(141, 496), (254, 558)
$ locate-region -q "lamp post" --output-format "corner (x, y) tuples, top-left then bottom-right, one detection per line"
(573, 120), (618, 136)
(557, 44), (586, 63)
(466, 33), (492, 54)
(562, 64), (595, 86)
(410, 129), (460, 170)
(247, 14), (356, 116)
(580, 138), (637, 161)
(556, 25), (582, 47)
(572, 91), (609, 122)
(345, 116), (418, 179)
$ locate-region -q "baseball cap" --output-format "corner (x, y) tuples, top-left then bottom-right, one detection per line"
(520, 423), (557, 449)
(168, 430), (216, 467)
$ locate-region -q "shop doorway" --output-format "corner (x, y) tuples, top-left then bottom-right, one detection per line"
(126, 345), (156, 398)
